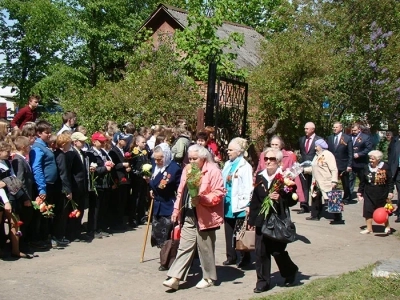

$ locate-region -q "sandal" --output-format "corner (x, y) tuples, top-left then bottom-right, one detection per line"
(384, 228), (392, 235)
(360, 229), (372, 234)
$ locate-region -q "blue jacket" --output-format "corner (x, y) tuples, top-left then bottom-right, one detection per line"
(30, 139), (58, 195)
(149, 161), (182, 216)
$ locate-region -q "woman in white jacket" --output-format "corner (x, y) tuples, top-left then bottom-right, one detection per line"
(222, 137), (254, 267)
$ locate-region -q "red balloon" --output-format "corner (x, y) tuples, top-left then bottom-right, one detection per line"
(373, 207), (389, 224)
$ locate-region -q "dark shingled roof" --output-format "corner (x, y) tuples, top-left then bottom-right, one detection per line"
(141, 4), (264, 69)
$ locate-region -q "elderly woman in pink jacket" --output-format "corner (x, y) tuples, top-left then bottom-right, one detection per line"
(162, 144), (225, 291)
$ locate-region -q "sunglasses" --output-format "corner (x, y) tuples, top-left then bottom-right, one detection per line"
(264, 156), (277, 162)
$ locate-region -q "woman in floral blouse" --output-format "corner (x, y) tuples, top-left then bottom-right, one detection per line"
(358, 150), (394, 234)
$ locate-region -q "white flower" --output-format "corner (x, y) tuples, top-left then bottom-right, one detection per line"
(142, 164), (152, 172)
(90, 162), (98, 168)
(292, 193), (298, 201)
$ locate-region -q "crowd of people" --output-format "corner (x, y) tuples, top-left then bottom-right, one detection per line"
(0, 95), (398, 294)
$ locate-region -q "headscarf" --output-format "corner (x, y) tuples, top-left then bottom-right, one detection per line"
(157, 143), (172, 167)
(315, 139), (328, 150)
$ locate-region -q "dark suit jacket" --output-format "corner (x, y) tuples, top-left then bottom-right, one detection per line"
(327, 133), (353, 171)
(388, 136), (400, 178)
(86, 147), (115, 189)
(249, 173), (297, 228)
(54, 149), (72, 195)
(299, 135), (322, 162)
(351, 133), (372, 169)
(66, 147), (89, 196)
(109, 146), (130, 185)
(149, 161), (182, 216)
(11, 154), (34, 200)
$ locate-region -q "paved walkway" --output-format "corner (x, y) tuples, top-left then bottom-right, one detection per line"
(1, 198), (399, 300)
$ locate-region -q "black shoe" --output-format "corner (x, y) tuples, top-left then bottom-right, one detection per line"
(29, 241), (49, 250)
(253, 287), (268, 293)
(330, 219), (345, 225)
(158, 265), (169, 271)
(342, 199), (349, 205)
(306, 216), (319, 221)
(223, 259), (236, 266)
(395, 218), (400, 223)
(285, 269), (298, 287)
(297, 208), (309, 214)
(237, 257), (251, 268)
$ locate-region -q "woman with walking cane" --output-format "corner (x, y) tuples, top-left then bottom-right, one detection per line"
(147, 144), (181, 269)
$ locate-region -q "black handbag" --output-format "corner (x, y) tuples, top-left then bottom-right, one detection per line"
(261, 199), (296, 243)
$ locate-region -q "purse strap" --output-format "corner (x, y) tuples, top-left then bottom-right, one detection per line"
(237, 217), (248, 239)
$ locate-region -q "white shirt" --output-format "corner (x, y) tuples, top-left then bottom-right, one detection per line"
(57, 124), (73, 136)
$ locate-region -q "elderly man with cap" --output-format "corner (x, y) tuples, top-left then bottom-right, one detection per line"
(65, 131), (90, 241)
(307, 139), (338, 221)
(109, 132), (132, 230)
(86, 132), (115, 238)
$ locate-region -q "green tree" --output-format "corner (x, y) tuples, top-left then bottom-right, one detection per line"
(0, 0), (71, 104)
(62, 41), (201, 133)
(174, 0), (245, 81)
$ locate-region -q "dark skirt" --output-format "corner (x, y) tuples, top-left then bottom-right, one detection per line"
(363, 185), (388, 219)
(151, 216), (173, 247)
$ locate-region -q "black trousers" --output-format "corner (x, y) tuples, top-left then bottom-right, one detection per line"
(349, 167), (363, 194)
(310, 192), (324, 218)
(300, 173), (312, 211)
(87, 189), (111, 232)
(116, 184), (130, 226)
(255, 227), (298, 290)
(129, 176), (148, 223)
(224, 217), (250, 262)
(46, 183), (65, 240)
(339, 170), (351, 201)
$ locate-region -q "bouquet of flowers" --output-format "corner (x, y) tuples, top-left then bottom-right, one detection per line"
(89, 162), (99, 195)
(142, 163), (152, 177)
(124, 152), (132, 161)
(384, 199), (395, 216)
(32, 196), (55, 218)
(0, 202), (23, 236)
(132, 147), (147, 157)
(64, 196), (81, 219)
(259, 167), (301, 218)
(186, 163), (202, 204)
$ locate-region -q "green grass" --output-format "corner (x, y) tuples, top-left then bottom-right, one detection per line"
(254, 265), (400, 300)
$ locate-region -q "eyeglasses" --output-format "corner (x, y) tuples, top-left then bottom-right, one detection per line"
(264, 157), (277, 162)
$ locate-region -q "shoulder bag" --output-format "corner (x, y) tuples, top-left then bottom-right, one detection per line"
(261, 199), (296, 243)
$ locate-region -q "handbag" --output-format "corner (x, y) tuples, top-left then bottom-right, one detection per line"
(235, 218), (255, 251)
(159, 224), (180, 268)
(261, 200), (296, 244)
(327, 190), (343, 213)
(2, 176), (24, 195)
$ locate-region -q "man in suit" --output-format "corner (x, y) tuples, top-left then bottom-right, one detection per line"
(327, 122), (353, 224)
(349, 123), (373, 194)
(388, 130), (400, 223)
(298, 122), (322, 214)
(67, 132), (90, 242)
(109, 132), (132, 230)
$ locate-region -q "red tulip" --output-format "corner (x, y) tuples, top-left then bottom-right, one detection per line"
(17, 221), (24, 227)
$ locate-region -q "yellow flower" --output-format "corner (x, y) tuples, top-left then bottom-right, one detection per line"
(142, 150), (147, 155)
(133, 148), (139, 155)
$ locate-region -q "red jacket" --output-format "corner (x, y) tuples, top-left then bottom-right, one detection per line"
(11, 105), (37, 129)
(173, 161), (225, 230)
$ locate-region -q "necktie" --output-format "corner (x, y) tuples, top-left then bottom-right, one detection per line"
(334, 135), (339, 148)
(305, 138), (310, 153)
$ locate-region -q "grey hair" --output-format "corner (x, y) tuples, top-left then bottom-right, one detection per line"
(269, 135), (285, 149)
(368, 150), (383, 161)
(188, 144), (213, 162)
(263, 147), (283, 162)
(229, 137), (248, 154)
(153, 144), (172, 166)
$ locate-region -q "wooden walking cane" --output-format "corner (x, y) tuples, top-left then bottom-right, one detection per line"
(140, 197), (154, 263)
